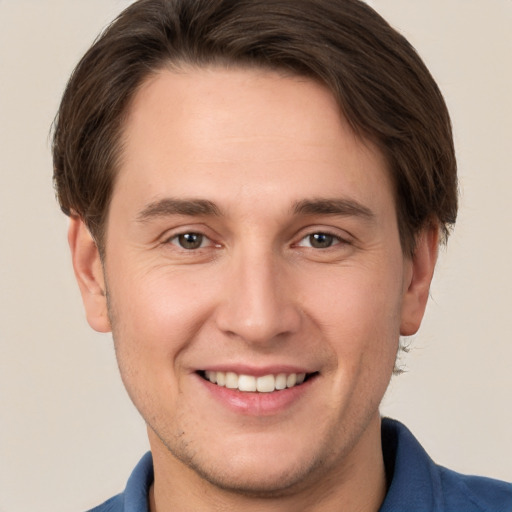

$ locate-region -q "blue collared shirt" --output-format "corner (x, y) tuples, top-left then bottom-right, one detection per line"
(88, 419), (512, 511)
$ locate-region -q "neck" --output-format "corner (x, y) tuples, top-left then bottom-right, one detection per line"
(148, 414), (386, 512)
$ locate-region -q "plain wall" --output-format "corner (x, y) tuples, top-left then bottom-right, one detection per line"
(0, 1), (510, 510)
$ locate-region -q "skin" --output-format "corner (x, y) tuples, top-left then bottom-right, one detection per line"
(69, 66), (438, 511)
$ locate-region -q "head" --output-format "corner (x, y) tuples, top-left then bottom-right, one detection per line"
(53, 0), (457, 258)
(54, 0), (458, 506)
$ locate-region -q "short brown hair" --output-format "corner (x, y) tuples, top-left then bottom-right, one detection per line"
(52, 0), (457, 255)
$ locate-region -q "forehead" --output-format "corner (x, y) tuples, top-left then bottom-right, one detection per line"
(124, 65), (356, 159)
(113, 65), (393, 220)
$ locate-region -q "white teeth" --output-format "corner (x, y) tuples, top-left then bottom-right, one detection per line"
(256, 375), (275, 393)
(275, 373), (287, 390)
(238, 375), (257, 392)
(204, 371), (309, 392)
(225, 371), (238, 389)
(204, 370), (215, 383)
(216, 371), (226, 386)
(286, 373), (297, 388)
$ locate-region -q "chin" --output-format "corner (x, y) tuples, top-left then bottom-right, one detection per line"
(185, 452), (325, 498)
(155, 424), (329, 498)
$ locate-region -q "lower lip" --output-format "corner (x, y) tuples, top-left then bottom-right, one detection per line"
(197, 374), (316, 416)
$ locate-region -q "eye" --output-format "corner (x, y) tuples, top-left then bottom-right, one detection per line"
(170, 232), (208, 250)
(297, 232), (340, 249)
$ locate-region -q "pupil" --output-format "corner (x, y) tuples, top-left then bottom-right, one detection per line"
(310, 233), (333, 248)
(179, 233), (202, 249)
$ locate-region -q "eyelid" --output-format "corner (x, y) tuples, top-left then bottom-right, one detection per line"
(293, 226), (352, 247)
(161, 226), (221, 249)
(296, 233), (342, 249)
(169, 233), (208, 249)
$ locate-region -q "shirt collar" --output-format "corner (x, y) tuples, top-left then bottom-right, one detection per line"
(379, 417), (442, 512)
(124, 451), (153, 512)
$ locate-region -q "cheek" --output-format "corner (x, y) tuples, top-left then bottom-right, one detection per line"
(105, 267), (211, 417)
(300, 262), (404, 367)
(104, 264), (219, 398)
(109, 262), (215, 337)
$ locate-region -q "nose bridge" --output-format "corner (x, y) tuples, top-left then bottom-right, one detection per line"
(216, 242), (300, 345)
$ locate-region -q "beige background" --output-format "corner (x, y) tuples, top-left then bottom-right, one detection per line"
(1, 1), (511, 510)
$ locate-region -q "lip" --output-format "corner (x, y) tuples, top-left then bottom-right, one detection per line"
(195, 367), (318, 416)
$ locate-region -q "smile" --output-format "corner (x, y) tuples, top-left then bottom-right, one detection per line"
(201, 371), (313, 393)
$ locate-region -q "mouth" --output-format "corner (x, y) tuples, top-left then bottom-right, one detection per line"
(198, 370), (318, 393)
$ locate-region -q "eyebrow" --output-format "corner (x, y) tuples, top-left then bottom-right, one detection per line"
(136, 198), (221, 222)
(136, 197), (375, 223)
(292, 198), (375, 220)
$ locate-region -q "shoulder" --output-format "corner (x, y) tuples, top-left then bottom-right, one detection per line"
(85, 452), (153, 512)
(380, 418), (512, 512)
(438, 466), (512, 512)
(86, 493), (124, 512)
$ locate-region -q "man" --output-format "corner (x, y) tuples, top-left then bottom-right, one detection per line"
(52, 0), (512, 510)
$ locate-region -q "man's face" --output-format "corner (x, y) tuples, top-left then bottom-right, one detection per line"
(74, 66), (433, 495)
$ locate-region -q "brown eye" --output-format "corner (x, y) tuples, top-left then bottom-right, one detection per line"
(308, 233), (335, 248)
(177, 233), (204, 249)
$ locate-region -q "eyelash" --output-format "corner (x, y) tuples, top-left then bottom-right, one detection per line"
(165, 230), (348, 251)
(295, 231), (346, 249)
(167, 232), (216, 250)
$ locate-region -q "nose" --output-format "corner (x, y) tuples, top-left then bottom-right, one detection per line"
(214, 249), (302, 347)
